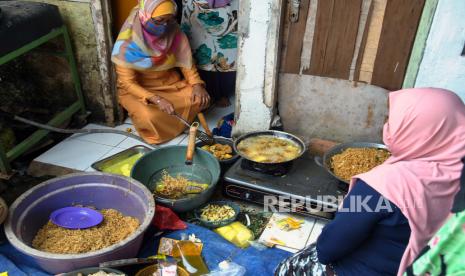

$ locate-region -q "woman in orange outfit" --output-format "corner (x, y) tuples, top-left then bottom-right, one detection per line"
(112, 0), (210, 144)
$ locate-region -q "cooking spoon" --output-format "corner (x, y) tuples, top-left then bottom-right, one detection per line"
(172, 113), (215, 145)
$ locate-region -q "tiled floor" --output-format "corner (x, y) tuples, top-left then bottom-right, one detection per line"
(33, 101), (235, 173)
(32, 99), (327, 243)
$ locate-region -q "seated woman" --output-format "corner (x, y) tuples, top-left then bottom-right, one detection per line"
(275, 88), (465, 276)
(112, 0), (210, 144)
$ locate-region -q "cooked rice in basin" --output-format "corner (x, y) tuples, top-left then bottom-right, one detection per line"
(331, 148), (390, 182)
(32, 209), (139, 254)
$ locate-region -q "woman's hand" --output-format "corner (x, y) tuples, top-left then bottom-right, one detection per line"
(191, 84), (210, 110)
(149, 95), (175, 115)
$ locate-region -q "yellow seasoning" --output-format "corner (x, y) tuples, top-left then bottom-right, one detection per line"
(148, 254), (167, 261)
(270, 237), (286, 246)
(277, 217), (304, 231)
(0, 272), (8, 276)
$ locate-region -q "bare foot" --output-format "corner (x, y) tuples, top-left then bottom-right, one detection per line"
(215, 97), (231, 108)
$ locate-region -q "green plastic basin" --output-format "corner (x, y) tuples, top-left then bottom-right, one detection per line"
(131, 146), (221, 213)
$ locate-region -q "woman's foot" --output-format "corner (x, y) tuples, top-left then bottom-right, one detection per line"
(215, 97), (231, 108)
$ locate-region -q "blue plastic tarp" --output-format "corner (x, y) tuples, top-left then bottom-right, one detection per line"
(0, 223), (291, 275)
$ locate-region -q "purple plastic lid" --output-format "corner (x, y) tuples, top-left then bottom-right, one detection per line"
(207, 0), (232, 8)
(50, 207), (103, 229)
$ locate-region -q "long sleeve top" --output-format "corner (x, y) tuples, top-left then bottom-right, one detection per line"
(317, 180), (411, 276)
(115, 65), (204, 104)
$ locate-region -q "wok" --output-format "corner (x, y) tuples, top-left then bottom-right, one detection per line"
(233, 130), (307, 164)
(314, 142), (388, 184)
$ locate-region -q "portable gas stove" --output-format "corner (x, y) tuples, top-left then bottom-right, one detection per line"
(224, 156), (346, 220)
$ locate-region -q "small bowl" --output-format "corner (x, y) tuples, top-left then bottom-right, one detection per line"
(194, 201), (240, 229)
(62, 267), (126, 276)
(136, 265), (189, 276)
(196, 137), (239, 166)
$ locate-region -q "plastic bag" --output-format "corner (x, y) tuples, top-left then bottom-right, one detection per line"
(205, 261), (246, 276)
(152, 205), (187, 231)
(214, 222), (254, 248)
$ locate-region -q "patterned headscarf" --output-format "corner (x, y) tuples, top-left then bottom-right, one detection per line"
(111, 0), (192, 71)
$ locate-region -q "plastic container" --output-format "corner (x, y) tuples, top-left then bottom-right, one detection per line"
(4, 173), (155, 274)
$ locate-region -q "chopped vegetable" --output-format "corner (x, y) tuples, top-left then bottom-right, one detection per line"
(277, 217), (304, 231)
(154, 171), (208, 199)
(200, 204), (236, 222)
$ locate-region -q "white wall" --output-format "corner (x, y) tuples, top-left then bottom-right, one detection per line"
(415, 0), (465, 101)
(233, 0), (282, 135)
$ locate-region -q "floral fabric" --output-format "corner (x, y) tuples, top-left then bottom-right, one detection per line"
(181, 0), (238, 72)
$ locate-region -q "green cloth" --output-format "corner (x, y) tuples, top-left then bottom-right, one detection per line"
(406, 211), (465, 275)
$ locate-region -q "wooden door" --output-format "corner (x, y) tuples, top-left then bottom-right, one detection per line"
(111, 0), (138, 36)
(278, 0), (425, 142)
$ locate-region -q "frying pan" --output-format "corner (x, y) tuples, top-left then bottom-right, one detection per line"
(314, 142), (388, 184)
(233, 130), (307, 165)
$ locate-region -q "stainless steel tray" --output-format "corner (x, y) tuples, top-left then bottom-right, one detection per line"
(91, 145), (152, 172)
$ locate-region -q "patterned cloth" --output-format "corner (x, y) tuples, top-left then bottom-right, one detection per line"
(405, 211), (465, 275)
(274, 244), (328, 276)
(112, 0), (193, 71)
(181, 0), (238, 72)
(405, 158), (465, 276)
(212, 112), (234, 138)
(206, 0), (232, 8)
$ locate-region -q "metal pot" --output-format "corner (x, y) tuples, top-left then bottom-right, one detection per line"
(314, 142), (388, 184)
(233, 130), (307, 165)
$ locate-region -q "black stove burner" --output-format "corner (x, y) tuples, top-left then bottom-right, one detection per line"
(240, 159), (292, 176)
(224, 157), (346, 220)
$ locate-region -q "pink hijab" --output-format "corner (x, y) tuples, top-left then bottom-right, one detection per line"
(350, 88), (465, 276)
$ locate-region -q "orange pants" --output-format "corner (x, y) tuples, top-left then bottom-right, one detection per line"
(116, 65), (204, 144)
